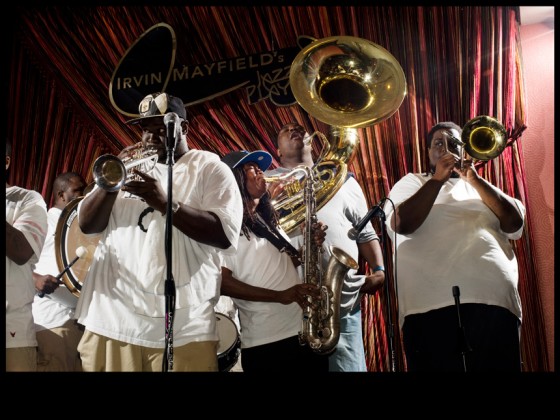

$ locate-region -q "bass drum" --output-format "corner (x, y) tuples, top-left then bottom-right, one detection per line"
(54, 196), (101, 298)
(216, 312), (241, 372)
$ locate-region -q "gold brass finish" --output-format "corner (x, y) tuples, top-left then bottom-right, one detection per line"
(462, 115), (508, 161)
(275, 36), (407, 234)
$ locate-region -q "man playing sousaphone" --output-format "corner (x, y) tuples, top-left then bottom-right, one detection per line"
(74, 92), (243, 372)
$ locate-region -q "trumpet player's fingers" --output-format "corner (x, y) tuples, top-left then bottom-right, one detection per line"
(128, 169), (157, 181)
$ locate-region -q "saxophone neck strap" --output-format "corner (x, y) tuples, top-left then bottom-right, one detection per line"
(249, 217), (300, 259)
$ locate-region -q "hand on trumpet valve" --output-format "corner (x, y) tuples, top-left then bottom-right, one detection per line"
(118, 144), (142, 160)
(121, 169), (168, 214)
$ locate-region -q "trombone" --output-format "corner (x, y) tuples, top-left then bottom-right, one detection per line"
(447, 115), (508, 169)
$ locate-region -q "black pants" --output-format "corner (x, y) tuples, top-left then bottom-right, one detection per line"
(402, 304), (522, 372)
(241, 335), (329, 373)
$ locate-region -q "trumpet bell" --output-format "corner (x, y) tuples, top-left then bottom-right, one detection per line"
(92, 155), (127, 192)
(92, 143), (159, 192)
(462, 115), (507, 161)
(289, 36), (407, 128)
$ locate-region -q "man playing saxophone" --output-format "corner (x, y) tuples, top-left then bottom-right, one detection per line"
(266, 122), (386, 372)
(75, 92), (243, 372)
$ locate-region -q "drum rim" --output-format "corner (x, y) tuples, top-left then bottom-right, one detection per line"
(215, 312), (241, 372)
(54, 196), (87, 297)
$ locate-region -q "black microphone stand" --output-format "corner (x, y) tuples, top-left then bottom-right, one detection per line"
(162, 132), (176, 372)
(376, 209), (399, 372)
(452, 285), (472, 372)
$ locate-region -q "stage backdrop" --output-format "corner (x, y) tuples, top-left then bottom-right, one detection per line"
(5, 6), (549, 371)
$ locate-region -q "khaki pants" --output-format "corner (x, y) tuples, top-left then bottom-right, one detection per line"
(6, 347), (37, 372)
(37, 319), (84, 372)
(78, 329), (219, 372)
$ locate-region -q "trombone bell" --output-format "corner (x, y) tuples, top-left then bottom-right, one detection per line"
(462, 115), (507, 161)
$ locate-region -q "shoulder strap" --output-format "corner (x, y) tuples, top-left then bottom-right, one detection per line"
(248, 218), (300, 258)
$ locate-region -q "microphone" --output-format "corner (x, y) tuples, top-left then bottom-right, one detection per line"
(452, 285), (460, 301)
(348, 199), (386, 240)
(38, 246), (88, 298)
(163, 112), (180, 150)
(452, 285), (472, 371)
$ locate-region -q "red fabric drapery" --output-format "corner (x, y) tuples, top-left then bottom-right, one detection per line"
(5, 6), (549, 371)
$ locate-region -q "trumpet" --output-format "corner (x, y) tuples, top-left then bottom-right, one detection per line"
(92, 143), (159, 192)
(447, 115), (508, 169)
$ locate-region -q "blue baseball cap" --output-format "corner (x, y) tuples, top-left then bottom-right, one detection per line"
(221, 150), (272, 172)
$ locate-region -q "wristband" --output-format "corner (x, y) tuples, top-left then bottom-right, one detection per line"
(373, 265), (385, 272)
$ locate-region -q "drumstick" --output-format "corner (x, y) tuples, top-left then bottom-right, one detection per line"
(38, 246), (88, 298)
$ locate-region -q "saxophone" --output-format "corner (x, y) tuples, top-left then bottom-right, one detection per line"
(296, 166), (359, 355)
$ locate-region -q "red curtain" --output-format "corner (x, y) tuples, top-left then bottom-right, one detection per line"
(5, 6), (549, 371)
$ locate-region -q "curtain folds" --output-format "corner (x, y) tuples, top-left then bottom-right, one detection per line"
(6, 5), (548, 371)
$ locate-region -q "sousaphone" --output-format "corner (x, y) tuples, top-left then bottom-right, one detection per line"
(275, 36), (407, 233)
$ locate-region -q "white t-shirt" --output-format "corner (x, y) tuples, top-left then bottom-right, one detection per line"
(221, 226), (302, 349)
(265, 168), (380, 316)
(33, 207), (79, 331)
(6, 185), (48, 348)
(383, 173), (526, 328)
(75, 150), (243, 348)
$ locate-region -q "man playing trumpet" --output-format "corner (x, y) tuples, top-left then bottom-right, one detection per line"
(75, 92), (243, 372)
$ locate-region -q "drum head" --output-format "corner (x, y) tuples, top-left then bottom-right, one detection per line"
(54, 196), (101, 297)
(216, 312), (239, 355)
(215, 312), (241, 372)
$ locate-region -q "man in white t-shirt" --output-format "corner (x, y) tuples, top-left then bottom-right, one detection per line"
(266, 122), (386, 372)
(383, 121), (525, 372)
(75, 92), (243, 372)
(6, 139), (48, 371)
(33, 171), (86, 371)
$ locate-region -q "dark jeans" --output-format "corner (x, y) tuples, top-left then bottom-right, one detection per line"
(402, 304), (522, 372)
(241, 335), (329, 372)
